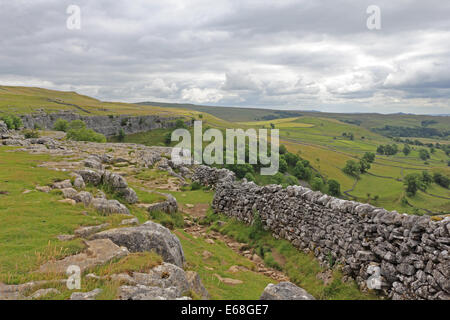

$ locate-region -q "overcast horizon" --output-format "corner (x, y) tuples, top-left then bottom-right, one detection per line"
(1, 1), (449, 114)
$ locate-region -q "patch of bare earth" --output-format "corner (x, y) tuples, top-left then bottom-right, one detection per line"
(180, 203), (209, 219)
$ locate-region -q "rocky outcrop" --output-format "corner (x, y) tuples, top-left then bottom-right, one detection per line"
(195, 166), (450, 300)
(145, 192), (178, 214)
(0, 121), (9, 134)
(115, 263), (207, 300)
(70, 289), (102, 300)
(91, 198), (130, 215)
(20, 111), (191, 137)
(91, 221), (185, 268)
(76, 169), (138, 204)
(260, 282), (315, 300)
(0, 280), (67, 300)
(186, 271), (210, 300)
(38, 239), (129, 274)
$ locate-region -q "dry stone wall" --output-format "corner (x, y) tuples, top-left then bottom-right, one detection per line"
(193, 165), (450, 300)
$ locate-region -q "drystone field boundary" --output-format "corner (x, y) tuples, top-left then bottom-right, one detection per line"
(192, 165), (450, 300)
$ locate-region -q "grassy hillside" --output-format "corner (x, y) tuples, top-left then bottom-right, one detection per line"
(0, 86), (192, 117)
(116, 114), (450, 215)
(1, 86), (449, 215)
(139, 100), (450, 137)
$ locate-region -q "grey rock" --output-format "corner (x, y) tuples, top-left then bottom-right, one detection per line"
(117, 285), (184, 300)
(260, 282), (315, 300)
(91, 198), (130, 215)
(30, 288), (60, 299)
(77, 169), (102, 186)
(52, 179), (72, 189)
(120, 217), (139, 226)
(186, 271), (210, 299)
(84, 158), (103, 170)
(0, 121), (8, 134)
(91, 221), (185, 267)
(72, 191), (93, 206)
(61, 188), (78, 199)
(74, 223), (110, 238)
(70, 289), (102, 300)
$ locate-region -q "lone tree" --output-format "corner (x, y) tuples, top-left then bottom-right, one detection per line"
(402, 144), (411, 156)
(118, 128), (126, 142)
(327, 179), (341, 197)
(403, 173), (426, 196)
(419, 149), (430, 161)
(343, 160), (361, 178)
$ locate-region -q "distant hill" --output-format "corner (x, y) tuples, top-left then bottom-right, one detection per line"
(1, 86), (449, 139)
(0, 86), (189, 117)
(137, 101), (306, 122)
(138, 101), (450, 138)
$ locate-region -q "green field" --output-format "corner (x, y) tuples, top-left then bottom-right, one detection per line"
(1, 86), (449, 216)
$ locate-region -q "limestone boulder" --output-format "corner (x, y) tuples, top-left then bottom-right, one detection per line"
(91, 198), (130, 215)
(260, 282), (315, 300)
(91, 221), (185, 267)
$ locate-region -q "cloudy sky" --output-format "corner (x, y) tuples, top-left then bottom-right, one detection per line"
(1, 0), (449, 114)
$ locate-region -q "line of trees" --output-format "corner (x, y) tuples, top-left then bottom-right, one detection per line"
(376, 144), (398, 155)
(342, 152), (376, 178)
(404, 171), (449, 196)
(1, 115), (23, 130)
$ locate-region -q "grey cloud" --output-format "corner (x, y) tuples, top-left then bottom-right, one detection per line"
(0, 0), (449, 114)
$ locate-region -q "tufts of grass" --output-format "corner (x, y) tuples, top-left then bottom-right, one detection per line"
(148, 210), (185, 230)
(201, 210), (379, 300)
(90, 252), (163, 277)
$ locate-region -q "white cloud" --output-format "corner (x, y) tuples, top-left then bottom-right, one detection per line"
(181, 88), (224, 103)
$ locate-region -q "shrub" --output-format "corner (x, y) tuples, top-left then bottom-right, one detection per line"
(244, 172), (256, 182)
(225, 163), (254, 179)
(402, 144), (411, 156)
(433, 172), (450, 189)
(362, 152), (375, 163)
(190, 181), (202, 191)
(249, 211), (265, 240)
(279, 158), (288, 173)
(23, 129), (40, 139)
(175, 119), (186, 129)
(53, 118), (69, 132)
(284, 175), (298, 186)
(67, 120), (86, 131)
(1, 115), (23, 130)
(419, 149), (430, 161)
(343, 160), (361, 178)
(117, 128), (126, 142)
(359, 159), (371, 173)
(404, 173), (426, 196)
(421, 171), (433, 186)
(311, 177), (325, 192)
(293, 161), (311, 180)
(66, 128), (106, 143)
(283, 152), (299, 167)
(164, 132), (172, 145)
(327, 179), (341, 196)
(1, 116), (14, 129)
(12, 116), (22, 129)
